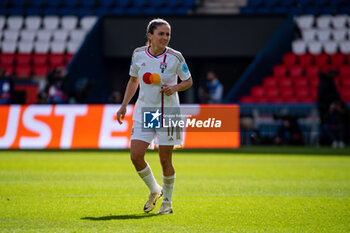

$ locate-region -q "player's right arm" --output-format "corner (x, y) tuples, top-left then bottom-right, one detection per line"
(116, 76), (139, 124)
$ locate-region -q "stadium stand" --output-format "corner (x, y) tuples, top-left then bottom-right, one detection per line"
(239, 14), (350, 104)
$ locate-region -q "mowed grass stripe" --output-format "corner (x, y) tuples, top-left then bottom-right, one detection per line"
(0, 150), (349, 233)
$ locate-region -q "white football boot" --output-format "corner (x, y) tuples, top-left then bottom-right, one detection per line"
(156, 202), (173, 215)
(143, 189), (163, 213)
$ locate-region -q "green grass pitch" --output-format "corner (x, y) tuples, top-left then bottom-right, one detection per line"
(0, 147), (349, 232)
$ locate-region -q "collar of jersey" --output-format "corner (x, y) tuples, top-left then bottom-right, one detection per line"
(145, 46), (168, 59)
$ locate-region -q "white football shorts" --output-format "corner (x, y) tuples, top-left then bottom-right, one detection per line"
(131, 121), (183, 146)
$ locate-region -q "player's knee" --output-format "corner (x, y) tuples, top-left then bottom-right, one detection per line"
(130, 153), (142, 164)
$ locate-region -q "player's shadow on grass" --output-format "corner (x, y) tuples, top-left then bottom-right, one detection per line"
(81, 213), (157, 221)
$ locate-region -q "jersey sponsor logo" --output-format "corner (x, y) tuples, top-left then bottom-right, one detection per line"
(182, 63), (189, 73)
(142, 72), (161, 85)
(141, 63), (146, 67)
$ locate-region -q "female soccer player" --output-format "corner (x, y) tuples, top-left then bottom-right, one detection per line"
(116, 18), (192, 215)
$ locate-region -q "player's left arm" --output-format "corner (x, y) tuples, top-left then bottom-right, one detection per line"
(161, 77), (192, 96)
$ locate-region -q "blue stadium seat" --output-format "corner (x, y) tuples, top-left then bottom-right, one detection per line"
(265, 0), (279, 7)
(255, 7), (271, 14)
(297, 0), (311, 7)
(12, 0), (26, 7)
(167, 0), (180, 8)
(8, 8), (25, 15)
(248, 0), (263, 7)
(158, 7), (172, 15)
(116, 0), (131, 8)
(272, 7), (287, 14)
(313, 0), (327, 7)
(81, 0), (96, 7)
(58, 7), (76, 16)
(149, 0), (163, 8)
(46, 0), (62, 7)
(288, 7), (302, 15)
(338, 6), (350, 14)
(94, 7), (109, 16)
(62, 0), (79, 7)
(280, 0), (295, 7)
(141, 7), (156, 15)
(42, 8), (58, 15)
(26, 8), (41, 15)
(28, 0), (44, 7)
(240, 7), (255, 14)
(319, 7), (335, 15)
(0, 0), (9, 8)
(173, 7), (188, 14)
(110, 7), (124, 14)
(0, 8), (6, 15)
(100, 0), (115, 7)
(329, 0), (343, 7)
(76, 8), (92, 18)
(132, 0), (146, 7)
(183, 0), (196, 8)
(124, 7), (140, 14)
(303, 7), (319, 15)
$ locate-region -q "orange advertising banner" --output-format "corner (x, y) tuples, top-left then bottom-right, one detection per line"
(0, 104), (239, 149)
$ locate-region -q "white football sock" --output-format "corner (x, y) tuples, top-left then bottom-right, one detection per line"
(162, 174), (175, 203)
(137, 164), (161, 194)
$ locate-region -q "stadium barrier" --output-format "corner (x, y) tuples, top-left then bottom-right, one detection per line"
(0, 104), (239, 149)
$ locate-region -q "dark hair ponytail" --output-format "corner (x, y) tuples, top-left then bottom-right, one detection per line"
(146, 18), (170, 45)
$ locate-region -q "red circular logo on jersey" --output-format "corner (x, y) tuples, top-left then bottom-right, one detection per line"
(143, 72), (161, 85)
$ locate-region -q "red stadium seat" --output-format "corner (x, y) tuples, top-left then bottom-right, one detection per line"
(251, 86), (265, 98)
(239, 96), (254, 103)
(33, 53), (48, 65)
(295, 88), (309, 97)
(298, 53), (313, 67)
(265, 87), (279, 98)
(65, 53), (74, 63)
(305, 66), (319, 78)
(283, 97), (298, 103)
(310, 88), (317, 101)
(294, 77), (309, 88)
(341, 77), (350, 87)
(341, 90), (350, 102)
(330, 53), (345, 67)
(0, 53), (15, 66)
(278, 78), (293, 88)
(33, 65), (49, 77)
(15, 65), (32, 78)
(283, 53), (297, 66)
(16, 53), (32, 65)
(314, 53), (329, 66)
(280, 87), (294, 99)
(309, 77), (319, 88)
(263, 76), (278, 87)
(0, 64), (14, 76)
(273, 65), (287, 77)
(289, 65), (303, 77)
(339, 66), (350, 77)
(49, 53), (65, 68)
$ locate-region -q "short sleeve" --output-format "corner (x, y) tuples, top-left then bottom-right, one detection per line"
(176, 57), (191, 81)
(129, 53), (139, 77)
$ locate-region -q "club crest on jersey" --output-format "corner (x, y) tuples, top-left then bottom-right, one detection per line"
(160, 62), (167, 72)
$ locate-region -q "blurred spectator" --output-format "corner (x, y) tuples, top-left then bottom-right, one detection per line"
(317, 70), (342, 145)
(198, 71), (223, 104)
(274, 116), (303, 145)
(0, 69), (13, 104)
(323, 100), (348, 148)
(108, 90), (122, 104)
(241, 116), (262, 145)
(39, 67), (68, 104)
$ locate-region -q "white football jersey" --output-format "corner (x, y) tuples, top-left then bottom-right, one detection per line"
(129, 45), (191, 123)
